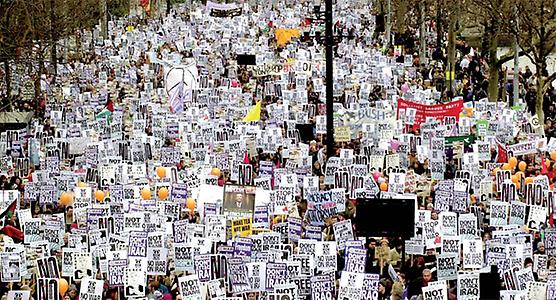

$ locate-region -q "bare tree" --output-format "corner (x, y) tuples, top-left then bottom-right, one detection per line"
(514, 0), (556, 124)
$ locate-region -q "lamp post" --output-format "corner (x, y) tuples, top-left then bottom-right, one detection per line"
(305, 0), (347, 159)
(324, 0), (334, 158)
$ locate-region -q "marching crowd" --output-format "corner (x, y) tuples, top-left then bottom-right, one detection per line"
(0, 1), (556, 300)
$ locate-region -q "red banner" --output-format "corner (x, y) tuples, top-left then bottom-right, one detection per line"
(397, 99), (464, 130)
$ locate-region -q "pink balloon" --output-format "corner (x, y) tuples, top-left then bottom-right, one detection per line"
(373, 171), (381, 181)
(390, 140), (400, 151)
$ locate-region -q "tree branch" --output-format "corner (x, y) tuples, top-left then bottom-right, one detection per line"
(544, 72), (556, 92)
(494, 49), (531, 67)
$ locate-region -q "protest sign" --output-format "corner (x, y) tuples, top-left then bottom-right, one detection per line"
(338, 272), (364, 300)
(36, 278), (59, 300)
(422, 281), (448, 300)
(179, 274), (203, 300)
(7, 291), (30, 300)
(436, 254), (458, 280)
(79, 278), (104, 300)
(310, 273), (335, 300)
(231, 218), (253, 238)
(457, 273), (480, 300)
(344, 248), (366, 273)
(333, 219), (353, 251)
(462, 239), (483, 269)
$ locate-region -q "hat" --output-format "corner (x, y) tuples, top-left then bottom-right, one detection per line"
(68, 284), (78, 292)
(154, 291), (163, 298)
(538, 242), (545, 248)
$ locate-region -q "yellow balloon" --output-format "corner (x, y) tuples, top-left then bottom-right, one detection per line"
(141, 187), (152, 200)
(156, 167), (166, 178)
(158, 187), (169, 200)
(186, 198), (196, 211)
(94, 190), (105, 202)
(508, 157), (518, 167)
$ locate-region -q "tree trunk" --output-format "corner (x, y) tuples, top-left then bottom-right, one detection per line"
(51, 43), (58, 81)
(419, 1), (426, 66)
(447, 12), (456, 95)
(536, 73), (545, 126)
(485, 19), (499, 102)
(3, 59), (10, 97)
(50, 0), (57, 82)
(436, 3), (442, 50)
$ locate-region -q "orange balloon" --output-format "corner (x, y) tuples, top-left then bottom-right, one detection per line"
(158, 187), (169, 200)
(492, 168), (500, 175)
(516, 171), (525, 179)
(59, 278), (69, 296)
(186, 198), (196, 211)
(59, 192), (74, 206)
(77, 181), (87, 188)
(551, 151), (556, 161)
(518, 161), (527, 172)
(141, 187), (152, 200)
(211, 168), (221, 177)
(525, 177), (534, 185)
(502, 163), (511, 171)
(511, 175), (519, 184)
(156, 167), (166, 178)
(94, 190), (105, 202)
(508, 157), (518, 167)
(380, 182), (388, 191)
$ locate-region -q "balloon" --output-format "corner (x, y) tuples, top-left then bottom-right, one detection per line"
(158, 187), (169, 200)
(59, 192), (74, 206)
(59, 278), (69, 296)
(379, 182), (388, 191)
(511, 175), (519, 184)
(210, 168), (221, 177)
(390, 140), (400, 151)
(551, 151), (556, 161)
(141, 187), (152, 200)
(502, 163), (511, 171)
(156, 167), (166, 178)
(508, 157), (518, 167)
(492, 168), (500, 175)
(186, 198), (196, 211)
(94, 190), (105, 202)
(518, 161), (527, 172)
(516, 171), (525, 179)
(373, 171), (381, 182)
(525, 177), (534, 185)
(77, 181), (87, 188)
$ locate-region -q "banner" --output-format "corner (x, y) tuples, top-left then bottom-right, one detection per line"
(397, 99), (464, 130)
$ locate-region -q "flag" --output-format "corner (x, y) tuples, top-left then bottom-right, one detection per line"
(1, 225), (23, 242)
(243, 151), (250, 164)
(95, 98), (114, 119)
(0, 198), (17, 219)
(542, 155), (549, 175)
(140, 0), (151, 14)
(496, 142), (507, 164)
(243, 101), (262, 122)
(169, 82), (185, 114)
